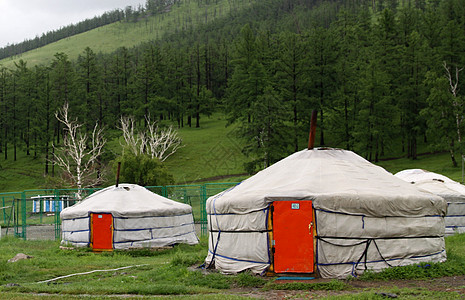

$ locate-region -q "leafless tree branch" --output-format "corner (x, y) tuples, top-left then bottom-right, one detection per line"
(443, 61), (465, 147)
(53, 102), (106, 198)
(119, 115), (184, 161)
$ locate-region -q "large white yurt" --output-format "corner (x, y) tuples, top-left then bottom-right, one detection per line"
(61, 184), (198, 250)
(395, 169), (465, 236)
(205, 148), (447, 278)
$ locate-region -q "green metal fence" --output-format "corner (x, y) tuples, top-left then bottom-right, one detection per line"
(0, 183), (238, 241)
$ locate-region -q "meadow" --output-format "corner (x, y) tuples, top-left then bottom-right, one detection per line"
(0, 113), (249, 193)
(0, 0), (254, 68)
(0, 234), (464, 299)
(2, 113), (465, 298)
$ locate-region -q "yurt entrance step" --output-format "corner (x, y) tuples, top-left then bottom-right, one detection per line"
(272, 200), (314, 273)
(91, 213), (113, 251)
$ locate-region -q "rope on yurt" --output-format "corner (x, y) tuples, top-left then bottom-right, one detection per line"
(206, 208), (221, 269)
(206, 184), (240, 269)
(352, 239), (371, 277)
(314, 208), (444, 220)
(317, 236), (443, 278)
(264, 205), (272, 269)
(317, 237), (368, 247)
(371, 239), (392, 268)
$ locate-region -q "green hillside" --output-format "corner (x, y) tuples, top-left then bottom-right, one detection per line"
(0, 111), (462, 193)
(1, 0), (465, 193)
(0, 114), (248, 193)
(0, 0), (255, 68)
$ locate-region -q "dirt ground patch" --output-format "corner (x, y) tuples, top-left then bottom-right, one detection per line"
(225, 276), (465, 299)
(1, 224), (56, 240)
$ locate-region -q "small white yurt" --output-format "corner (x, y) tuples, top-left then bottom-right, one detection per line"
(61, 184), (198, 250)
(205, 148), (447, 278)
(395, 169), (465, 236)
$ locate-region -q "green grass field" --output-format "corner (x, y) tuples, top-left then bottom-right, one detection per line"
(0, 151), (47, 193)
(377, 152), (464, 183)
(163, 115), (248, 184)
(0, 113), (248, 193)
(0, 234), (464, 298)
(0, 0), (255, 68)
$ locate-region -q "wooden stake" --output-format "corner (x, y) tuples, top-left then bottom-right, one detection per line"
(308, 110), (317, 150)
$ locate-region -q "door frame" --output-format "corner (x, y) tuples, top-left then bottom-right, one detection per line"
(90, 212), (114, 251)
(270, 200), (316, 274)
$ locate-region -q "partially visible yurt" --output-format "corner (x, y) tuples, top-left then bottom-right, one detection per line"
(394, 169), (456, 184)
(61, 184), (198, 250)
(395, 169), (465, 235)
(205, 149), (447, 278)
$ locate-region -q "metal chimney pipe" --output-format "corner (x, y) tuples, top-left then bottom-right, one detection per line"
(307, 110), (317, 150)
(116, 162), (121, 187)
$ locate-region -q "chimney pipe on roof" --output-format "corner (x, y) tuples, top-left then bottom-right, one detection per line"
(116, 162), (121, 187)
(307, 110), (317, 150)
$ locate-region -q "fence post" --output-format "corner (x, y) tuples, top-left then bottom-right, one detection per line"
(162, 186), (168, 198)
(2, 196), (5, 224)
(21, 192), (27, 240)
(54, 189), (61, 240)
(201, 184), (207, 236)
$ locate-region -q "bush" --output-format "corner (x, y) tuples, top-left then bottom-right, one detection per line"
(115, 153), (174, 186)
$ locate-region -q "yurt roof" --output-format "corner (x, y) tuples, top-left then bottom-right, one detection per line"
(395, 169), (465, 202)
(61, 184), (192, 219)
(207, 148), (446, 217)
(395, 169), (454, 183)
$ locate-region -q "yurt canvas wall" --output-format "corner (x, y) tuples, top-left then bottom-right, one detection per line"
(61, 184), (198, 250)
(395, 169), (465, 235)
(205, 149), (447, 278)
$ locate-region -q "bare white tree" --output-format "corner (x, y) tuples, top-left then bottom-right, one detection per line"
(119, 116), (145, 156)
(444, 61), (465, 144)
(119, 116), (183, 161)
(53, 102), (106, 198)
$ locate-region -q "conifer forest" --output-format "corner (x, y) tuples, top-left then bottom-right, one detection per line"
(0, 0), (464, 183)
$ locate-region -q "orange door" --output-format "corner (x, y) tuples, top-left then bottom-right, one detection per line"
(272, 201), (314, 273)
(91, 213), (113, 250)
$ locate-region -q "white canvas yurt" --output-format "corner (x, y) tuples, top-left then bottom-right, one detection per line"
(61, 184), (198, 250)
(395, 169), (465, 236)
(205, 148), (447, 278)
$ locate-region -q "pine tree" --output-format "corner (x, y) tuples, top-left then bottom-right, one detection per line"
(274, 32), (308, 152)
(305, 26), (338, 146)
(76, 47), (101, 128)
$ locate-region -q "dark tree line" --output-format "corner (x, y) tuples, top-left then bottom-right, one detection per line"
(0, 0), (465, 179)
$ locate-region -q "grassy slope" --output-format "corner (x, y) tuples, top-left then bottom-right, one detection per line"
(0, 151), (47, 194)
(377, 152), (464, 182)
(0, 113), (249, 193)
(163, 115), (248, 184)
(1, 111), (463, 193)
(0, 0), (254, 68)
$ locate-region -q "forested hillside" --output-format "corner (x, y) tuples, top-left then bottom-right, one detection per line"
(0, 0), (260, 67)
(0, 0), (465, 192)
(0, 8), (127, 60)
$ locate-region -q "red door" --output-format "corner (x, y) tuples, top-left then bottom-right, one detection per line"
(91, 213), (113, 251)
(272, 201), (314, 273)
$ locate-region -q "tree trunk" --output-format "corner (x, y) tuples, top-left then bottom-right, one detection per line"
(450, 139), (458, 167)
(45, 141), (49, 174)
